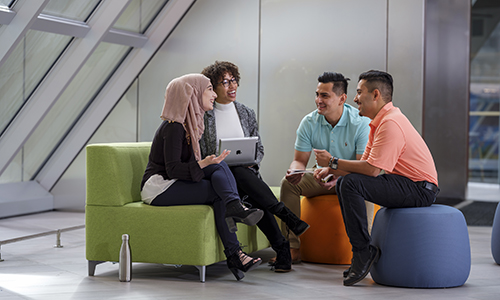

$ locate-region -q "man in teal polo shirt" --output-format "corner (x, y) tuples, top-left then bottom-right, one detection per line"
(278, 72), (372, 263)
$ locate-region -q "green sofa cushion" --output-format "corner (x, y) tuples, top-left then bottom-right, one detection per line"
(86, 142), (151, 207)
(86, 204), (226, 265)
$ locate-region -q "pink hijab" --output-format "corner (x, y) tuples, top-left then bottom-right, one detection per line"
(160, 74), (210, 161)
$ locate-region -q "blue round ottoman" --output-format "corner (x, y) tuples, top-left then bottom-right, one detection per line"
(492, 203), (500, 265)
(370, 204), (470, 288)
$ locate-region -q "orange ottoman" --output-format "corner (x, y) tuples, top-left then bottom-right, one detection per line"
(300, 195), (379, 264)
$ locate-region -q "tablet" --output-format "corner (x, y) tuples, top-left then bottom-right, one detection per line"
(218, 136), (258, 166)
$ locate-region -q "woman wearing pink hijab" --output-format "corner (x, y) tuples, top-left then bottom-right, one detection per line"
(141, 74), (264, 280)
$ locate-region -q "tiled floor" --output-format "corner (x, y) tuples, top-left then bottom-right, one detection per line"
(0, 211), (499, 300)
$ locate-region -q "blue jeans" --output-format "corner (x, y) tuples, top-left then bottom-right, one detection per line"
(336, 173), (436, 253)
(151, 161), (240, 257)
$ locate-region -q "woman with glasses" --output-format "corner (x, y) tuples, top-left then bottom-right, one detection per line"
(200, 61), (309, 273)
(140, 73), (264, 281)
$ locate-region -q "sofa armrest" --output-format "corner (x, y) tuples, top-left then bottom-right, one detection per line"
(86, 142), (151, 206)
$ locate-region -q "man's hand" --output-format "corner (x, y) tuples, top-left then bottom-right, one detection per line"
(317, 174), (337, 190)
(313, 167), (337, 190)
(285, 169), (305, 185)
(313, 149), (332, 167)
(198, 150), (230, 169)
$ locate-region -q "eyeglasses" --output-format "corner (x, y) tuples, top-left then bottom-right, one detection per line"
(218, 78), (238, 88)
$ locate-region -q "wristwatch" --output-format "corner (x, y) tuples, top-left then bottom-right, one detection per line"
(329, 156), (339, 170)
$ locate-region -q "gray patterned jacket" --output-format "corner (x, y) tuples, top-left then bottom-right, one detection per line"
(200, 101), (264, 175)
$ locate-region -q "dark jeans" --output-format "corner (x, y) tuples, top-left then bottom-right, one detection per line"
(229, 166), (286, 248)
(151, 162), (240, 257)
(336, 173), (436, 253)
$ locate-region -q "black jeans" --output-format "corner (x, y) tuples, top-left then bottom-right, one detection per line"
(230, 166), (286, 248)
(336, 173), (436, 253)
(151, 162), (240, 257)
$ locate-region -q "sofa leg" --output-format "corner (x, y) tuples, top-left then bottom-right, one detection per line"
(88, 260), (105, 276)
(195, 265), (206, 282)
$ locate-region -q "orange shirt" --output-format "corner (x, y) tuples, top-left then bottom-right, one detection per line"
(361, 102), (438, 186)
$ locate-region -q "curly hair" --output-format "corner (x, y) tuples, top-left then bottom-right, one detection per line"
(201, 61), (240, 88)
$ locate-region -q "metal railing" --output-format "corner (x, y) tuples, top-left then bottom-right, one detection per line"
(0, 224), (85, 261)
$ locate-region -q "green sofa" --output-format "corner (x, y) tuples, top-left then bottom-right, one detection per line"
(85, 142), (270, 282)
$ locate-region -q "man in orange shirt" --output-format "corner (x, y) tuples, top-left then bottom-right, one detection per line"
(314, 70), (439, 286)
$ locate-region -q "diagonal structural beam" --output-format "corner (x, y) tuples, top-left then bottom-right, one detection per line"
(0, 0), (132, 177)
(37, 0), (196, 191)
(0, 0), (49, 71)
(32, 14), (90, 38)
(0, 8), (16, 25)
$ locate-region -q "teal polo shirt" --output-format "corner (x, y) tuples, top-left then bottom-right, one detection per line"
(295, 104), (370, 164)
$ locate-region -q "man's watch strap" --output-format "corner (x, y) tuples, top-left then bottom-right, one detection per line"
(329, 156), (339, 170)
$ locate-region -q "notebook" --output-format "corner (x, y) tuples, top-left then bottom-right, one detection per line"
(218, 136), (258, 166)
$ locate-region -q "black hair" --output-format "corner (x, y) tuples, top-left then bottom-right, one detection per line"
(317, 72), (350, 96)
(358, 70), (393, 102)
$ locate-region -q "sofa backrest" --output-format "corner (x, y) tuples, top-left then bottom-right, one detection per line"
(86, 142), (151, 207)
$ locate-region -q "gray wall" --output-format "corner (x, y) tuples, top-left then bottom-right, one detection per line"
(136, 0), (427, 186)
(52, 0), (468, 210)
(424, 0), (470, 201)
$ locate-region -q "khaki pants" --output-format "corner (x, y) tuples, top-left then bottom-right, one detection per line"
(279, 173), (374, 249)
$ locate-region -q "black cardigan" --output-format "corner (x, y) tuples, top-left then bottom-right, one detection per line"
(141, 121), (204, 190)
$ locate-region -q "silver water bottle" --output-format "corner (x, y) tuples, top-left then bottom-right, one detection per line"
(119, 234), (131, 282)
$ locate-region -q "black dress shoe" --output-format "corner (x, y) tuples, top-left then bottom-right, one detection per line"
(343, 245), (380, 286)
(343, 267), (350, 279)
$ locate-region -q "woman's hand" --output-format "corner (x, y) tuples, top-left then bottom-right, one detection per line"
(198, 150), (230, 168)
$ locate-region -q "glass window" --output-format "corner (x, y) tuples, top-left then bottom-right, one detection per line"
(470, 4), (500, 184)
(24, 30), (73, 102)
(0, 30), (72, 136)
(0, 150), (22, 183)
(0, 40), (23, 136)
(0, 0), (15, 8)
(42, 0), (101, 22)
(22, 42), (130, 180)
(113, 0), (169, 33)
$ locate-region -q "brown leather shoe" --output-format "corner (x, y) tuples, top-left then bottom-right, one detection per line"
(290, 248), (301, 264)
(269, 247), (302, 264)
